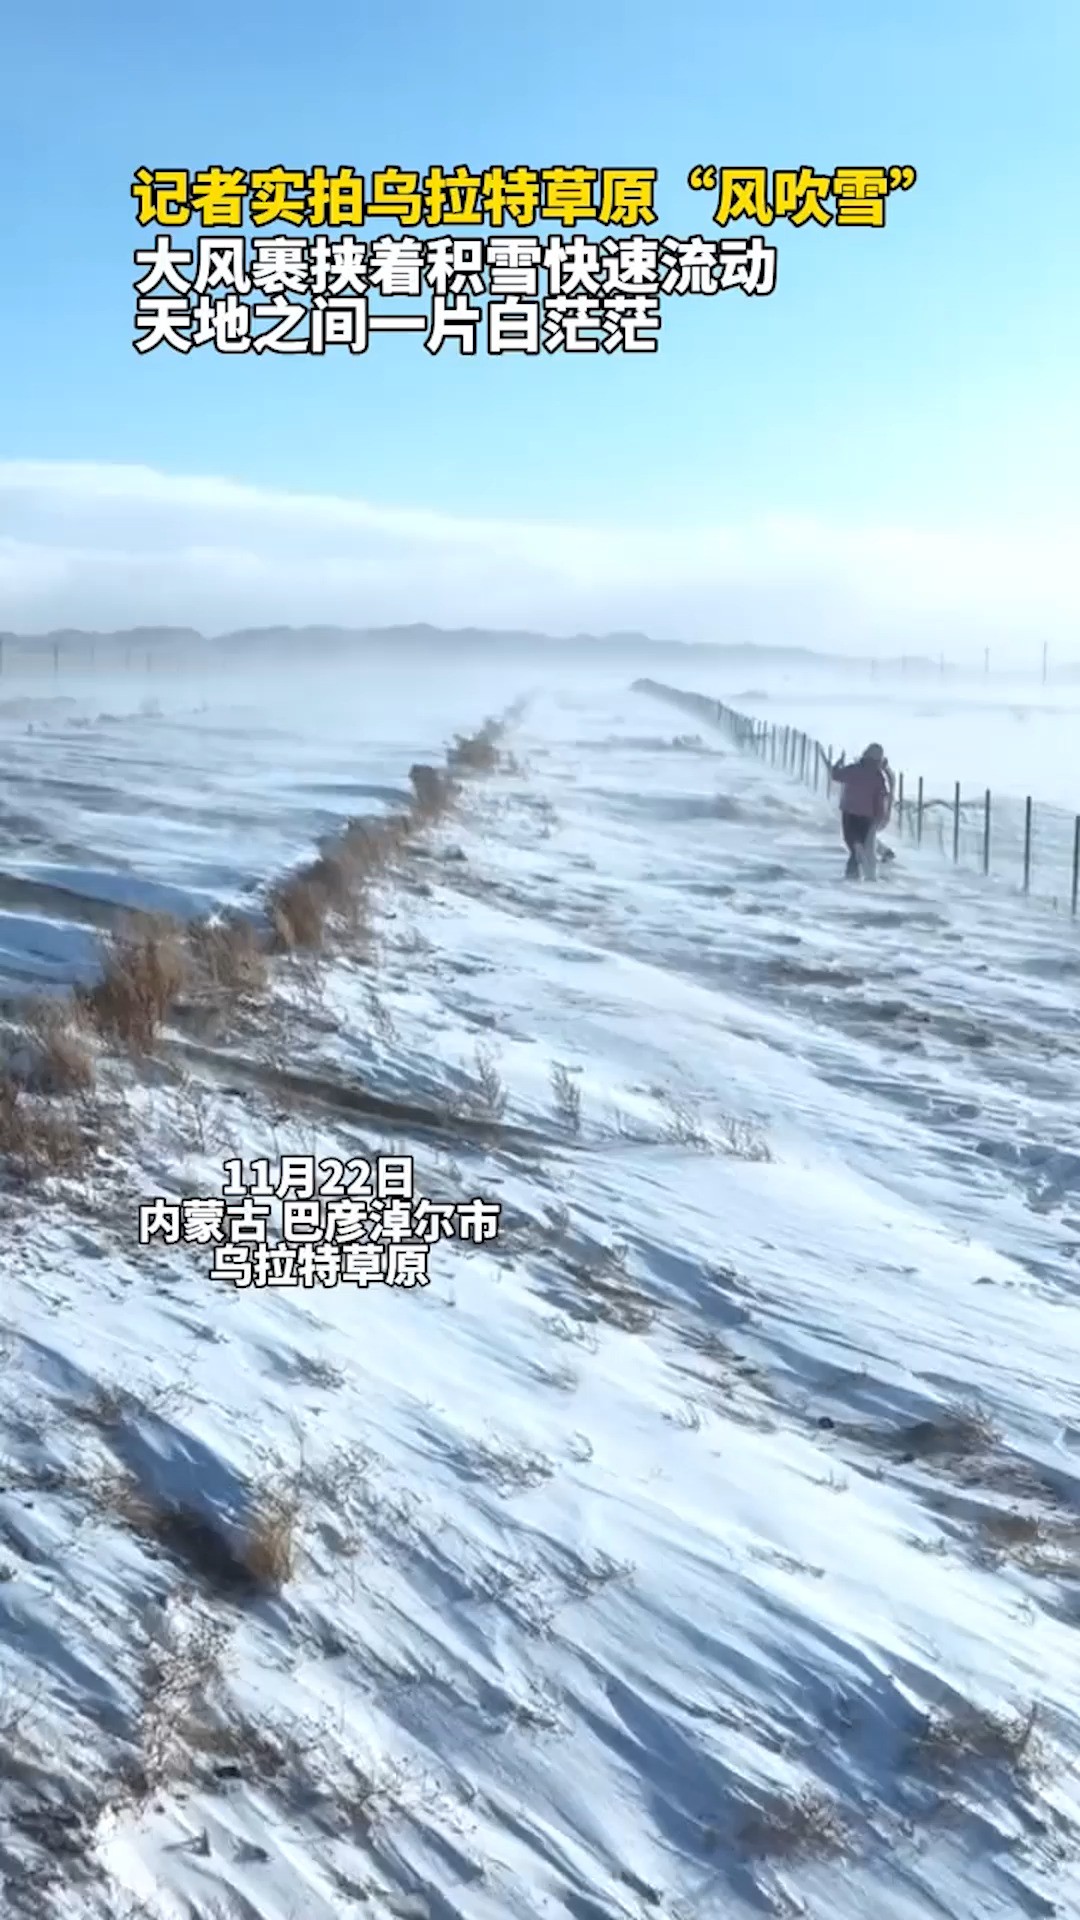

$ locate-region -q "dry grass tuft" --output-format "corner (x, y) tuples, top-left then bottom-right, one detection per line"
(0, 1076), (92, 1177)
(187, 913), (269, 994)
(409, 761), (456, 818)
(915, 1699), (1039, 1774)
(562, 1240), (656, 1335)
(447, 725), (502, 774)
(266, 869), (333, 952)
(738, 1784), (851, 1861)
(264, 808), (420, 956)
(97, 1462), (301, 1598)
(241, 1482), (301, 1590)
(657, 1092), (772, 1162)
(462, 1430), (555, 1493)
(718, 1116), (773, 1162)
(341, 812), (412, 870)
(973, 1504), (1080, 1575)
(550, 1062), (583, 1135)
(20, 996), (96, 1095)
(79, 913), (191, 1053)
(659, 1093), (712, 1150)
(462, 1039), (508, 1122)
(305, 850), (362, 912)
(891, 1402), (1000, 1462)
(136, 1604), (229, 1795)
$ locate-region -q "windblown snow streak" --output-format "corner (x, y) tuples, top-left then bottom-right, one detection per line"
(1, 674), (1079, 1920)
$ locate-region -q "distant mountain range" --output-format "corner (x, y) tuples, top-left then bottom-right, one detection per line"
(0, 623), (946, 672)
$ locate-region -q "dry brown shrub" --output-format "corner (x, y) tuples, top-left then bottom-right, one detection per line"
(916, 1700), (1039, 1772)
(738, 1784), (851, 1861)
(241, 1484), (301, 1590)
(21, 996), (96, 1094)
(409, 763), (455, 817)
(266, 871), (332, 952)
(304, 850), (359, 909)
(0, 1076), (91, 1177)
(79, 914), (191, 1053)
(187, 913), (269, 994)
(341, 813), (412, 869)
(448, 727), (501, 773)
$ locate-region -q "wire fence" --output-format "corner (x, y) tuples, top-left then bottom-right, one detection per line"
(632, 677), (1080, 918)
(0, 638), (197, 676)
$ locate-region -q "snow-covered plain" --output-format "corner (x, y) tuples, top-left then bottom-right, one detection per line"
(2, 665), (1080, 1920)
(704, 668), (1080, 809)
(705, 669), (1080, 910)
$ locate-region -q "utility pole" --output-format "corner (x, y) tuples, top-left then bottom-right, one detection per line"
(1042, 641), (1049, 686)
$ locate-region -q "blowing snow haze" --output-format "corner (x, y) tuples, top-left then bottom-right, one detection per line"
(0, 461), (1076, 668)
(0, 622), (944, 672)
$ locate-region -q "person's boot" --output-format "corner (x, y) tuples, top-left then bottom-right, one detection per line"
(844, 851), (859, 879)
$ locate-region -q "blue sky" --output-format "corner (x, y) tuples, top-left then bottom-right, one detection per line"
(0, 0), (1076, 648)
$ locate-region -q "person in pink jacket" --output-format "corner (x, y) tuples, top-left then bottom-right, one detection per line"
(829, 743), (893, 880)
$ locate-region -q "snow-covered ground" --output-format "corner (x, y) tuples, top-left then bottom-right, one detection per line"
(692, 669), (1080, 913)
(701, 669), (1080, 811)
(0, 665), (528, 992)
(3, 669), (1080, 1920)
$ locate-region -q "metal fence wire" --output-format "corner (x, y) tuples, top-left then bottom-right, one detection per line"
(632, 678), (1080, 917)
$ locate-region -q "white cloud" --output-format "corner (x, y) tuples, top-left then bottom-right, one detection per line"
(0, 459), (1075, 662)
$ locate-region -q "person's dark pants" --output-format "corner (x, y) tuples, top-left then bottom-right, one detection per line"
(841, 812), (874, 879)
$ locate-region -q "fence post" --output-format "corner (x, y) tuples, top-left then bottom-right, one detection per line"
(897, 771), (905, 833)
(917, 776), (924, 845)
(983, 790), (991, 875)
(1023, 796), (1032, 894)
(1072, 816), (1080, 917)
(953, 782), (961, 864)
